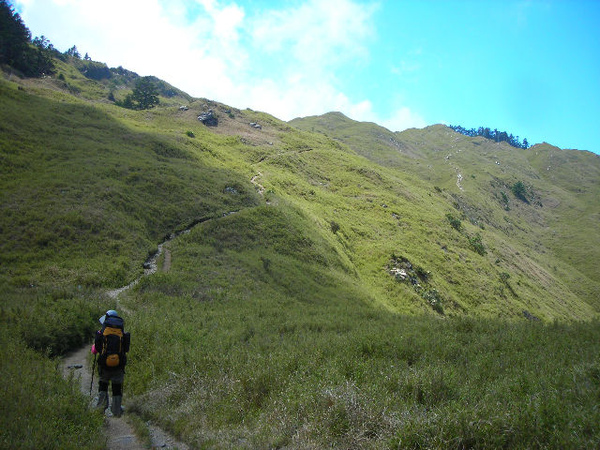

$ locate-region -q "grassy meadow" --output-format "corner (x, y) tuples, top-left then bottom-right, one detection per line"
(120, 206), (600, 448)
(1, 56), (599, 449)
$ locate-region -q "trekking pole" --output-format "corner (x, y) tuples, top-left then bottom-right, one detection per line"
(90, 353), (97, 396)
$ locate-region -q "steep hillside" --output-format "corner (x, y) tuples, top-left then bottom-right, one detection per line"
(2, 53), (600, 449)
(3, 57), (598, 321)
(290, 113), (600, 318)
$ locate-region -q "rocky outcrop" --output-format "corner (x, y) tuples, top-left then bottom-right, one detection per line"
(198, 110), (218, 126)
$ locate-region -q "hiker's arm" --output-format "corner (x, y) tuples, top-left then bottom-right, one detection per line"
(93, 330), (103, 353)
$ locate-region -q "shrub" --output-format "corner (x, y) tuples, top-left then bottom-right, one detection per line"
(421, 288), (444, 314)
(330, 220), (340, 234)
(414, 265), (431, 282)
(511, 181), (528, 203)
(500, 191), (510, 210)
(446, 213), (462, 231)
(261, 256), (271, 272)
(468, 233), (487, 255)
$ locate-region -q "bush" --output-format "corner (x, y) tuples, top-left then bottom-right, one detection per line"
(500, 191), (510, 210)
(468, 233), (487, 255)
(511, 181), (528, 203)
(446, 213), (462, 231)
(421, 288), (444, 314)
(7, 291), (102, 356)
(330, 220), (340, 234)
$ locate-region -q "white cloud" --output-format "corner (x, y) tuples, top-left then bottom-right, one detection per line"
(15, 0), (424, 131)
(250, 0), (376, 69)
(380, 107), (427, 131)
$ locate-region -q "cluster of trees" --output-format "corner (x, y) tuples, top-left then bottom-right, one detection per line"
(449, 125), (529, 149)
(1, 1), (95, 77)
(1, 1), (160, 110)
(0, 0), (56, 76)
(64, 44), (91, 61)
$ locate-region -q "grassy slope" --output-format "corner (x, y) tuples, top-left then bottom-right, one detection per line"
(2, 59), (600, 449)
(0, 75), (260, 291)
(290, 113), (600, 319)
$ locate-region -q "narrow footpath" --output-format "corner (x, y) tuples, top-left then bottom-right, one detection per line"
(61, 187), (266, 448)
(61, 236), (189, 449)
(62, 346), (189, 449)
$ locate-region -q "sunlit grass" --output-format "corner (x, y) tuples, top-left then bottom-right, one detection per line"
(1, 54), (599, 448)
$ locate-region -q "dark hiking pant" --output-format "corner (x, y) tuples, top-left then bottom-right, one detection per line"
(98, 366), (125, 395)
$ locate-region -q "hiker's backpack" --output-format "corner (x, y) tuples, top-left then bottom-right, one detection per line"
(95, 315), (130, 369)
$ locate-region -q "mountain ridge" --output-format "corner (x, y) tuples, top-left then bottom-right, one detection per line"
(1, 58), (598, 320)
(2, 39), (600, 448)
(289, 111), (599, 311)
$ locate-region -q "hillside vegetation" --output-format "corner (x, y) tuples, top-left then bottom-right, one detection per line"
(1, 48), (600, 449)
(291, 112), (600, 317)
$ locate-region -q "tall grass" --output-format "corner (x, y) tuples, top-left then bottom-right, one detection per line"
(123, 284), (600, 448)
(118, 206), (600, 448)
(2, 56), (599, 449)
(0, 325), (105, 449)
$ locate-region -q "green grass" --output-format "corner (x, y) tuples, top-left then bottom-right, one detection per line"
(0, 325), (105, 449)
(121, 262), (600, 447)
(1, 54), (600, 449)
(109, 205), (600, 448)
(0, 77), (261, 291)
(290, 116), (600, 318)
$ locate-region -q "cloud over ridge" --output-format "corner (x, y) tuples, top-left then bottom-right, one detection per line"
(17, 0), (425, 130)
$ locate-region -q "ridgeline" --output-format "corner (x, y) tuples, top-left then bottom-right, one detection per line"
(1, 17), (599, 448)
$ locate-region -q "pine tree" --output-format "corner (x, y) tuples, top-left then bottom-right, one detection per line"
(118, 77), (160, 110)
(0, 0), (31, 68)
(65, 45), (81, 59)
(131, 77), (159, 110)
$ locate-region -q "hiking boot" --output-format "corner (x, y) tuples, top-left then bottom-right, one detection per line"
(111, 395), (123, 417)
(96, 391), (109, 411)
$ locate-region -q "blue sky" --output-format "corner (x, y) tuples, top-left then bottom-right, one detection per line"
(15, 0), (600, 153)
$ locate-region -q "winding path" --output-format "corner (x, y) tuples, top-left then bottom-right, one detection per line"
(63, 346), (189, 449)
(61, 231), (190, 449)
(62, 172), (268, 447)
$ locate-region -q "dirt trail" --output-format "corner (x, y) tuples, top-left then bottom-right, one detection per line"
(62, 346), (189, 450)
(63, 209), (244, 448)
(162, 248), (172, 272)
(62, 230), (188, 449)
(251, 172), (265, 196)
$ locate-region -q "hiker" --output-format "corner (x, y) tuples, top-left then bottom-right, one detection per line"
(91, 309), (130, 417)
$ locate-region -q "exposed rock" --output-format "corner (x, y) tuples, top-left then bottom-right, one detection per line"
(390, 267), (408, 280)
(249, 122), (262, 130)
(198, 110), (218, 126)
